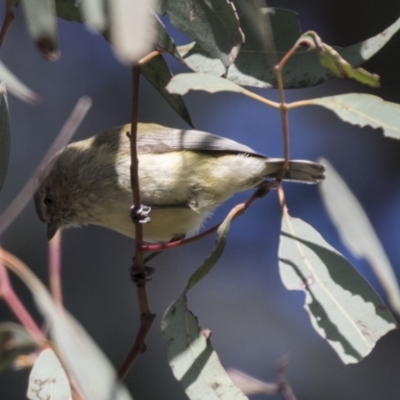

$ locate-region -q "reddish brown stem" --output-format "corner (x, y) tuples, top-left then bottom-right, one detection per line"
(0, 0), (14, 50)
(49, 230), (63, 306)
(118, 64), (155, 381)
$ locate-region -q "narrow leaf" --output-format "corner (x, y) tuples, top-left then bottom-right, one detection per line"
(167, 72), (244, 96)
(227, 369), (278, 396)
(0, 89), (10, 195)
(162, 210), (247, 399)
(0, 322), (37, 372)
(308, 93), (400, 139)
(3, 251), (132, 400)
(0, 62), (39, 103)
(141, 56), (193, 127)
(80, 0), (107, 32)
(27, 349), (71, 400)
(279, 212), (397, 364)
(319, 159), (400, 315)
(160, 0), (244, 68)
(55, 0), (83, 23)
(154, 14), (184, 62)
(21, 0), (59, 60)
(109, 0), (157, 62)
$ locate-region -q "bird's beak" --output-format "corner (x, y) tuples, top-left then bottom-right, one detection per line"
(47, 223), (59, 241)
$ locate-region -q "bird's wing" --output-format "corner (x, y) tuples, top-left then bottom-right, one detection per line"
(134, 123), (265, 157)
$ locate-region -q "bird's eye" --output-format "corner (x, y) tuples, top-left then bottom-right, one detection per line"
(44, 196), (53, 206)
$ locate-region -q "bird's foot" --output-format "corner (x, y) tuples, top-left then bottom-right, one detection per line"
(130, 204), (151, 224)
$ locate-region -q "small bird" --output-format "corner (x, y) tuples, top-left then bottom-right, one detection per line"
(34, 123), (324, 242)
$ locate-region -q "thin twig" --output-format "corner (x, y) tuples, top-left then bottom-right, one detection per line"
(0, 0), (14, 50)
(0, 249), (44, 340)
(138, 49), (165, 66)
(49, 230), (63, 306)
(117, 64), (155, 381)
(143, 181), (278, 253)
(0, 97), (92, 237)
(277, 358), (297, 400)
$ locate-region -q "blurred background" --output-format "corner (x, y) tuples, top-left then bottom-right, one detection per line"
(1, 0), (400, 399)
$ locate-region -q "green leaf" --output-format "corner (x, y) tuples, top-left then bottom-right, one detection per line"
(179, 9), (400, 88)
(308, 93), (400, 139)
(0, 62), (39, 103)
(279, 213), (397, 364)
(55, 0), (83, 23)
(0, 89), (11, 195)
(27, 349), (71, 400)
(80, 0), (107, 32)
(167, 72), (244, 96)
(142, 56), (193, 127)
(162, 212), (247, 399)
(0, 322), (37, 372)
(154, 14), (184, 62)
(21, 0), (59, 60)
(319, 159), (400, 315)
(10, 258), (133, 400)
(160, 0), (244, 68)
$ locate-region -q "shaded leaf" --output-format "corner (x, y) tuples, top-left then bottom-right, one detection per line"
(179, 9), (400, 88)
(27, 348), (71, 400)
(154, 14), (184, 62)
(21, 0), (59, 60)
(142, 56), (193, 127)
(160, 0), (244, 68)
(55, 0), (83, 22)
(0, 62), (39, 104)
(80, 0), (107, 32)
(167, 72), (244, 96)
(4, 251), (132, 400)
(109, 0), (157, 62)
(162, 213), (247, 399)
(0, 89), (10, 195)
(0, 322), (37, 372)
(319, 159), (400, 315)
(308, 93), (400, 139)
(279, 212), (397, 364)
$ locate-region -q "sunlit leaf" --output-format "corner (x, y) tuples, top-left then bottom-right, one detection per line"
(109, 0), (157, 62)
(27, 349), (71, 400)
(167, 72), (244, 96)
(0, 88), (11, 195)
(80, 0), (107, 32)
(142, 56), (193, 127)
(308, 93), (400, 139)
(0, 62), (39, 103)
(162, 212), (247, 399)
(160, 0), (244, 68)
(21, 0), (59, 60)
(0, 322), (37, 372)
(319, 159), (400, 315)
(279, 212), (397, 364)
(1, 250), (132, 400)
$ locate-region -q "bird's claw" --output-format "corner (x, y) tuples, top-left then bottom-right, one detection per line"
(130, 204), (151, 224)
(130, 265), (155, 286)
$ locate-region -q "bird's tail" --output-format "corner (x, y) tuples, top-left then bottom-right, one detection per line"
(265, 159), (325, 183)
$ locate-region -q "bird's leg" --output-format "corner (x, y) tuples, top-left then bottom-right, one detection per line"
(130, 204), (151, 224)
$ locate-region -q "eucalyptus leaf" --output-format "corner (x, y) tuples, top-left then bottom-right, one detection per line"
(162, 212), (247, 399)
(27, 349), (71, 400)
(21, 0), (59, 60)
(0, 89), (11, 195)
(160, 0), (244, 68)
(279, 213), (397, 364)
(0, 62), (39, 104)
(167, 72), (244, 96)
(80, 0), (107, 32)
(5, 252), (133, 400)
(307, 93), (400, 139)
(142, 56), (193, 127)
(180, 9), (400, 88)
(55, 0), (83, 23)
(319, 159), (400, 315)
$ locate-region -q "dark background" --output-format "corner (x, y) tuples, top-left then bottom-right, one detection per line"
(1, 1), (400, 399)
